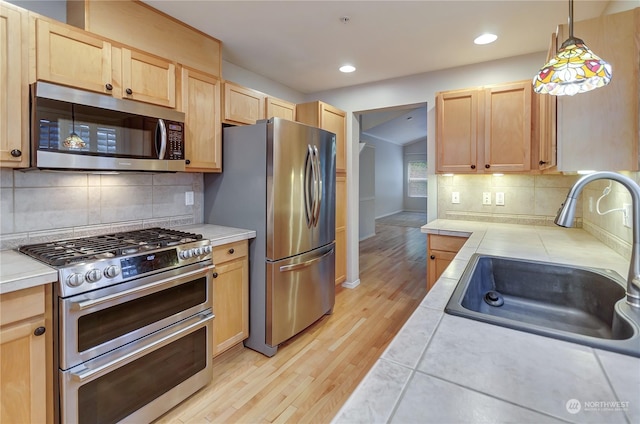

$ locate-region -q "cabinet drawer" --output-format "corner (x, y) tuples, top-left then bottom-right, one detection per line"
(429, 234), (467, 253)
(0, 286), (45, 326)
(212, 240), (248, 265)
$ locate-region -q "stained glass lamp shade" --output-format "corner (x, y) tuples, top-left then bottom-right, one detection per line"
(532, 0), (612, 96)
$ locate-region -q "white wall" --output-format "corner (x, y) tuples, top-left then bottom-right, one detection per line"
(359, 135), (404, 219)
(359, 144), (375, 241)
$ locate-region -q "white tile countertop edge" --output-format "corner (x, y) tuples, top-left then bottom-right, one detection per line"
(0, 224), (256, 295)
(333, 219), (640, 424)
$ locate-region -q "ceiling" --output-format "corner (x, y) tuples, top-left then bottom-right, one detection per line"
(142, 1), (628, 146)
(143, 0), (619, 95)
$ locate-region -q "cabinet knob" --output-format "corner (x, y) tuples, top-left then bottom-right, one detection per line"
(212, 272), (218, 278)
(185, 159), (191, 165)
(470, 165), (476, 170)
(125, 88), (133, 95)
(10, 149), (21, 157)
(485, 164), (491, 169)
(228, 248), (235, 254)
(539, 160), (547, 165)
(430, 255), (436, 260)
(34, 326), (46, 336)
(105, 83), (113, 91)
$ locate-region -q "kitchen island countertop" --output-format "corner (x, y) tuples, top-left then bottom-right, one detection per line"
(0, 224), (256, 295)
(333, 220), (639, 424)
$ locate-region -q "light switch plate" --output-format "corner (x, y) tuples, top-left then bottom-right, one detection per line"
(452, 192), (460, 204)
(496, 192), (505, 206)
(482, 192), (491, 205)
(185, 191), (194, 206)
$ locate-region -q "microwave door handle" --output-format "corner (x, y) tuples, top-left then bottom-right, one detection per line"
(156, 118), (167, 159)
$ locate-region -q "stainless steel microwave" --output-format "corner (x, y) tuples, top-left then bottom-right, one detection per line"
(30, 82), (186, 172)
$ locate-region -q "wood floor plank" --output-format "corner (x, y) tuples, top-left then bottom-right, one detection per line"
(154, 214), (427, 423)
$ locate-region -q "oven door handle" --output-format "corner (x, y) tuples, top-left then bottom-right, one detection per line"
(70, 266), (213, 311)
(69, 311), (213, 383)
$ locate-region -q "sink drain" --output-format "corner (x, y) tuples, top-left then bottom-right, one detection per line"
(484, 290), (504, 307)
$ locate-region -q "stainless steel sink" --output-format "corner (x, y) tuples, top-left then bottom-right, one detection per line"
(445, 254), (640, 357)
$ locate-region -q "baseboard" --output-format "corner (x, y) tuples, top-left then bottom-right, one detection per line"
(341, 279), (360, 289)
(376, 209), (404, 220)
(359, 233), (376, 242)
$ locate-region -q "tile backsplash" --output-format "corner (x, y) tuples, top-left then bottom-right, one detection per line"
(437, 172), (639, 260)
(0, 169), (204, 249)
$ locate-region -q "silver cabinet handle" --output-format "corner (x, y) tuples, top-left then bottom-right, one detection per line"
(279, 248), (334, 272)
(70, 312), (213, 383)
(156, 118), (167, 159)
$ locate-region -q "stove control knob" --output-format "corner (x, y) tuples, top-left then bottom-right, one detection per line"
(179, 249), (193, 260)
(203, 245), (212, 254)
(85, 268), (102, 283)
(104, 265), (121, 279)
(194, 247), (203, 256)
(66, 273), (84, 287)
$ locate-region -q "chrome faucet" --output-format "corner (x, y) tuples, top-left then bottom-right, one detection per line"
(555, 171), (640, 308)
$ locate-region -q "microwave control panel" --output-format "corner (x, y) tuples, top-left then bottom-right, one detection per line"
(167, 121), (185, 160)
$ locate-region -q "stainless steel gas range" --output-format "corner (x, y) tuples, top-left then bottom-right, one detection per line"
(19, 228), (215, 424)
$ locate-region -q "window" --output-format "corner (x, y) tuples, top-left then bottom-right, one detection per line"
(407, 160), (427, 198)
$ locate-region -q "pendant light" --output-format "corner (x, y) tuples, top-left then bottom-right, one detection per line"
(532, 0), (612, 96)
(63, 104), (86, 149)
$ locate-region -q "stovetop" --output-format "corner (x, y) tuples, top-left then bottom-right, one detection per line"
(19, 227), (203, 267)
(19, 228), (213, 297)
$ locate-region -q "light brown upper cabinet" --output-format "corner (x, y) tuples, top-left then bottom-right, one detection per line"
(532, 33), (558, 172)
(555, 8), (639, 171)
(36, 19), (176, 108)
(436, 80), (533, 174)
(180, 67), (221, 172)
(0, 1), (29, 168)
(266, 96), (296, 121)
(296, 101), (347, 173)
(223, 81), (265, 125)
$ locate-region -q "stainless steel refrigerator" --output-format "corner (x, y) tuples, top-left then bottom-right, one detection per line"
(204, 118), (336, 357)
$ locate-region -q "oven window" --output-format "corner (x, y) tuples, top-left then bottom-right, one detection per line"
(78, 327), (206, 424)
(77, 277), (207, 352)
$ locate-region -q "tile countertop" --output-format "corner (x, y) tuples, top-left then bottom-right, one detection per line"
(0, 224), (256, 295)
(333, 220), (640, 424)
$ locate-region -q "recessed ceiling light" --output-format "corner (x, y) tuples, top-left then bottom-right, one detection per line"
(339, 65), (356, 73)
(474, 33), (497, 45)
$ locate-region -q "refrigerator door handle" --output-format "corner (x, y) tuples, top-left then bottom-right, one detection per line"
(278, 247), (335, 272)
(312, 145), (322, 227)
(304, 144), (314, 227)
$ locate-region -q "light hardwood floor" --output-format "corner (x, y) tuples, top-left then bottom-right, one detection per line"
(156, 219), (427, 423)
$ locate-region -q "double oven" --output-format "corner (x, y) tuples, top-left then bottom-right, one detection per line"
(19, 228), (214, 423)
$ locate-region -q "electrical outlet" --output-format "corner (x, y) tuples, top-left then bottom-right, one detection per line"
(482, 192), (491, 205)
(496, 192), (505, 206)
(185, 191), (194, 206)
(623, 203), (632, 228)
(452, 192), (460, 204)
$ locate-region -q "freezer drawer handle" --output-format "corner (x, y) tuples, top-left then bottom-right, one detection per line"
(279, 248), (334, 272)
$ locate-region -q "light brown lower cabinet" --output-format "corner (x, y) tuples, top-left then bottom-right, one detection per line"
(0, 285), (52, 424)
(212, 240), (249, 357)
(427, 234), (468, 291)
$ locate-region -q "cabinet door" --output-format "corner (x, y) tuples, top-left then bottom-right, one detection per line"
(223, 82), (265, 125)
(320, 103), (346, 172)
(212, 256), (249, 356)
(36, 19), (112, 95)
(556, 8), (639, 171)
(266, 97), (296, 121)
(121, 48), (176, 108)
(181, 68), (221, 172)
(484, 81), (532, 172)
(335, 174), (347, 285)
(0, 3), (28, 167)
(436, 89), (481, 173)
(535, 33), (557, 171)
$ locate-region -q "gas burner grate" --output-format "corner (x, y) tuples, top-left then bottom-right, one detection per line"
(18, 228), (203, 267)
